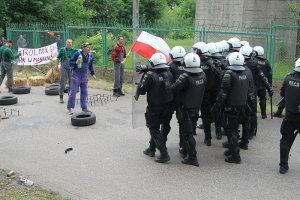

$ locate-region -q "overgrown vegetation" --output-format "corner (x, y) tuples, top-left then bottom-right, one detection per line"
(0, 169), (69, 200)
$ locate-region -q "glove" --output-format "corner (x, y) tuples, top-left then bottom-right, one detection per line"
(268, 88), (274, 96)
(135, 65), (150, 74)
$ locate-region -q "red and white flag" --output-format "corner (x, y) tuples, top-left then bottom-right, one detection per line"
(130, 31), (170, 60)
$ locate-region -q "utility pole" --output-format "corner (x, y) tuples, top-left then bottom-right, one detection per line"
(132, 0), (139, 66)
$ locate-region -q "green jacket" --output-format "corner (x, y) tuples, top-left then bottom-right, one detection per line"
(0, 46), (7, 62)
(1, 46), (19, 63)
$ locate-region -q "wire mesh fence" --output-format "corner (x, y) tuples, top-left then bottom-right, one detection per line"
(6, 19), (300, 80)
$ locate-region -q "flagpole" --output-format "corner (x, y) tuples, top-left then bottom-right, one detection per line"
(122, 49), (131, 63)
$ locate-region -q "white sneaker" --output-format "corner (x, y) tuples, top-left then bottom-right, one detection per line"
(67, 108), (73, 115)
(19, 176), (34, 186)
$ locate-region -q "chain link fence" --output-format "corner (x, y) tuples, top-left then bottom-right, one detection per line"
(6, 20), (300, 80)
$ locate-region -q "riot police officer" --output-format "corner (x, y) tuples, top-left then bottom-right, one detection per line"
(207, 42), (227, 139)
(192, 42), (222, 146)
(253, 46), (273, 119)
(278, 58), (300, 174)
(169, 53), (206, 166)
(169, 46), (187, 154)
(240, 45), (273, 142)
(137, 53), (175, 163)
(215, 52), (255, 164)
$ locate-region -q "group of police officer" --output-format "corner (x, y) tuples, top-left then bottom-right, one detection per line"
(135, 37), (300, 174)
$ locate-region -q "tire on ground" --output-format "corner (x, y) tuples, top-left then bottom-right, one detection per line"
(45, 86), (59, 95)
(12, 86), (31, 94)
(0, 96), (18, 105)
(71, 112), (96, 126)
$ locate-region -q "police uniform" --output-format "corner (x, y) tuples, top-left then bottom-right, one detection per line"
(216, 52), (254, 163)
(200, 57), (222, 145)
(138, 63), (175, 163)
(279, 69), (300, 174)
(170, 58), (206, 166)
(243, 56), (273, 139)
(254, 56), (272, 118)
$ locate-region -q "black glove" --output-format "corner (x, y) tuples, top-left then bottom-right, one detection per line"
(136, 65), (150, 74)
(268, 88), (274, 96)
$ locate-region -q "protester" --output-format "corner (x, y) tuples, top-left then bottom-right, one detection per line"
(67, 42), (96, 114)
(0, 41), (20, 92)
(55, 39), (78, 103)
(112, 36), (127, 97)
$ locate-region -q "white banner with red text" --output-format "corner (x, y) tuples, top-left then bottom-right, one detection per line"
(17, 43), (58, 66)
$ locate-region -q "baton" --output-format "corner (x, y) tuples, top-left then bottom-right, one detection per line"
(270, 95), (273, 119)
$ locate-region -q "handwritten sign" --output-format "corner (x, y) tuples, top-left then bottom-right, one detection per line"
(17, 43), (58, 66)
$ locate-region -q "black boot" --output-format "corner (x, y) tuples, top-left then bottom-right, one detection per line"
(182, 155), (199, 167)
(224, 149), (232, 156)
(59, 95), (64, 103)
(239, 141), (248, 150)
(225, 155), (241, 164)
(118, 88), (125, 96)
(143, 147), (155, 157)
(279, 140), (290, 174)
(113, 89), (120, 97)
(260, 101), (267, 119)
(155, 151), (170, 163)
(204, 138), (211, 146)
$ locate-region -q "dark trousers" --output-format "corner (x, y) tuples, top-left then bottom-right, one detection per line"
(223, 106), (247, 158)
(177, 107), (199, 158)
(279, 117), (300, 168)
(0, 62), (13, 91)
(145, 103), (174, 152)
(201, 94), (213, 139)
(257, 88), (267, 115)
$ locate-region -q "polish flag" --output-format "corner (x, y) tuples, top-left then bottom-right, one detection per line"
(131, 31), (171, 60)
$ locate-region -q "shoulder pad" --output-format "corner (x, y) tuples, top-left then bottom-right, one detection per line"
(288, 71), (297, 76)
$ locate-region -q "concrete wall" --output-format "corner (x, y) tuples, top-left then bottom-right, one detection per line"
(195, 0), (296, 28)
(195, 0), (299, 59)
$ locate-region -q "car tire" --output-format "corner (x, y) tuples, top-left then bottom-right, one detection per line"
(12, 86), (31, 94)
(71, 112), (96, 126)
(0, 96), (18, 105)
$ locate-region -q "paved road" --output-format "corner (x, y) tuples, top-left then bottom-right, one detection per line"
(0, 86), (299, 200)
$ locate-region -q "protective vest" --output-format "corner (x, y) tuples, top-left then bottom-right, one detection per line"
(226, 70), (249, 106)
(179, 72), (206, 109)
(284, 72), (300, 114)
(147, 70), (174, 105)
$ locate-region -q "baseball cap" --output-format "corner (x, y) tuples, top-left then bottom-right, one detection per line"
(82, 42), (92, 48)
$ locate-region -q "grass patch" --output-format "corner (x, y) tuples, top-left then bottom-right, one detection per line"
(273, 59), (294, 81)
(0, 169), (69, 200)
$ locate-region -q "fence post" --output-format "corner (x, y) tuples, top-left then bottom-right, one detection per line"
(102, 28), (107, 67)
(269, 20), (275, 70)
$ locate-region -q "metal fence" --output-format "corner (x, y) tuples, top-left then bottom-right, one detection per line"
(6, 20), (300, 80)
